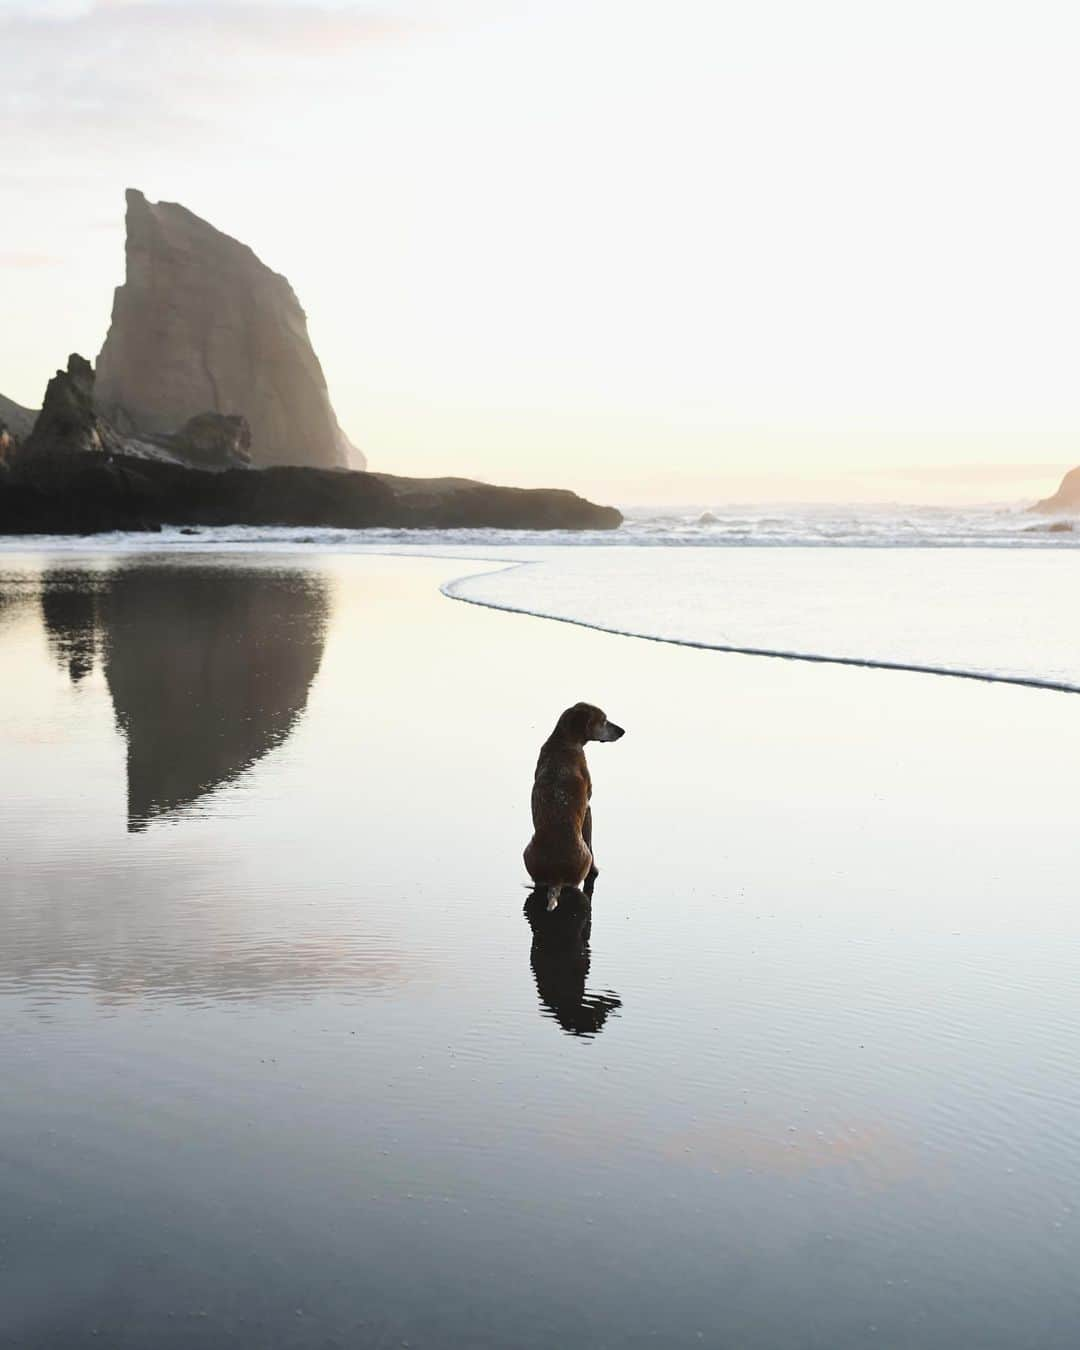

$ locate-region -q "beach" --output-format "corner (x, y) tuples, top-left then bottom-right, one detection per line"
(3, 549), (1080, 1348)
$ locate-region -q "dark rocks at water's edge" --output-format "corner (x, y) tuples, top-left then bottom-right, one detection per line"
(1031, 466), (1080, 515)
(1024, 519), (1073, 533)
(0, 356), (383, 531)
(142, 412), (253, 471)
(4, 187), (622, 532)
(369, 472), (622, 530)
(0, 356), (623, 535)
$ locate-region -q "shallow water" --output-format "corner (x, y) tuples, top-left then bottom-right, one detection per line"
(3, 551), (1080, 1348)
(9, 525), (1080, 689)
(448, 546), (1080, 691)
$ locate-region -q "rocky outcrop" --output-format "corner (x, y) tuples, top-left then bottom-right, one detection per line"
(0, 355), (622, 536)
(138, 412), (253, 471)
(372, 473), (622, 530)
(95, 189), (361, 470)
(1, 446), (393, 538)
(172, 412), (252, 468)
(1031, 467), (1080, 514)
(0, 456), (621, 535)
(20, 354), (127, 465)
(13, 353), (256, 486)
(0, 393), (37, 446)
(3, 353), (384, 532)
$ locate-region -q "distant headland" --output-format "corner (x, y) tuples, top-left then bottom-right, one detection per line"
(0, 190), (621, 535)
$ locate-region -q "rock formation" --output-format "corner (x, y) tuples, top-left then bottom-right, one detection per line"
(21, 354), (127, 463)
(95, 189), (362, 470)
(1031, 466), (1080, 514)
(170, 412), (252, 469)
(1, 192), (626, 533)
(0, 392), (37, 446)
(40, 568), (101, 684)
(0, 354), (622, 535)
(368, 472), (622, 530)
(135, 412), (253, 471)
(0, 426), (17, 465)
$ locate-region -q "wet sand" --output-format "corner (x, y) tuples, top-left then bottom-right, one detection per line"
(2, 551), (1080, 1348)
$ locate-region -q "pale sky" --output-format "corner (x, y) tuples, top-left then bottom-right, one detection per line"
(3, 0), (1079, 504)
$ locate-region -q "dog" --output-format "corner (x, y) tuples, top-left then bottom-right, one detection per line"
(523, 702), (625, 911)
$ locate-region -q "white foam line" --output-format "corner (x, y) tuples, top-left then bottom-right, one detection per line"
(441, 559), (1080, 697)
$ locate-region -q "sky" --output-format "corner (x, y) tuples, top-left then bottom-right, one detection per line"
(2, 0), (1079, 504)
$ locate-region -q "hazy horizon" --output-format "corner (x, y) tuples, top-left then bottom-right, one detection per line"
(3, 0), (1079, 505)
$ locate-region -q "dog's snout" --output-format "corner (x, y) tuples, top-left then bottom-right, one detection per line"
(597, 720), (625, 742)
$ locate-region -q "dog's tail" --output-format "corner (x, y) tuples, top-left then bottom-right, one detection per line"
(546, 885), (561, 912)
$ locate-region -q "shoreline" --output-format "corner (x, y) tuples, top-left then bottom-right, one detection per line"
(1, 536), (1078, 697)
(441, 558), (1080, 697)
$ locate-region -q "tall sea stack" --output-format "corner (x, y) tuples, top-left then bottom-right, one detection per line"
(95, 189), (362, 470)
(1031, 466), (1080, 514)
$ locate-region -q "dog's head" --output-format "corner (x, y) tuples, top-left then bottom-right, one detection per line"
(555, 702), (625, 745)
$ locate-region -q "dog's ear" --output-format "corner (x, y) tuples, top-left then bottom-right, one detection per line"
(556, 703), (594, 742)
(579, 704), (605, 742)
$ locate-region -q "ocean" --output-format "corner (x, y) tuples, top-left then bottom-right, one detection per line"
(7, 502), (1078, 692)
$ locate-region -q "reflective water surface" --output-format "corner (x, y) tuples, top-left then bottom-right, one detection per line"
(40, 563), (329, 830)
(3, 551), (1080, 1348)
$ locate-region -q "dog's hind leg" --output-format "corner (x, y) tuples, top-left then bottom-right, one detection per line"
(546, 885), (561, 912)
(582, 806), (598, 898)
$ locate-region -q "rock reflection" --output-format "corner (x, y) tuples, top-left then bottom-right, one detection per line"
(41, 568), (103, 682)
(0, 569), (39, 632)
(524, 887), (622, 1037)
(40, 562), (329, 830)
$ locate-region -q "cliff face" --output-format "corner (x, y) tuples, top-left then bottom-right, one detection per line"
(95, 189), (362, 470)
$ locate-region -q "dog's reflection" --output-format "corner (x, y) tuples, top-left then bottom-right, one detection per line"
(524, 886), (622, 1037)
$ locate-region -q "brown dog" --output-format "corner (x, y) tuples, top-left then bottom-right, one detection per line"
(524, 702), (625, 911)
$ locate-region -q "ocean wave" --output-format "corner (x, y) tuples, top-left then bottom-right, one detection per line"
(0, 502), (1076, 552)
(443, 547), (1080, 695)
